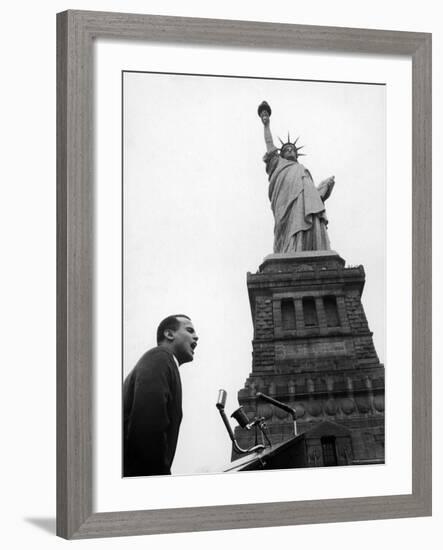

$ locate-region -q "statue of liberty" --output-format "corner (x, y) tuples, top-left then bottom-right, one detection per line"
(258, 101), (335, 253)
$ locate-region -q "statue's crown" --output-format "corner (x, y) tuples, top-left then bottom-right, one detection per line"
(279, 133), (305, 157)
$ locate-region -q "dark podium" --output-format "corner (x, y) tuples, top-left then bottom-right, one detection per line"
(217, 390), (361, 472)
(224, 420), (355, 472)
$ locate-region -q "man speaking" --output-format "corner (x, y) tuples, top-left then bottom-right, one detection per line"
(123, 315), (199, 477)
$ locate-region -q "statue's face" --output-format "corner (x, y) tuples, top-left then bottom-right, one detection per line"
(281, 145), (297, 161)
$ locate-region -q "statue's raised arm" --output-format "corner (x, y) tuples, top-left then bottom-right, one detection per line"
(258, 101), (276, 153)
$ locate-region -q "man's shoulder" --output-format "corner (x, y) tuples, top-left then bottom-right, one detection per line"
(136, 347), (175, 370)
(123, 348), (175, 386)
(138, 346), (173, 361)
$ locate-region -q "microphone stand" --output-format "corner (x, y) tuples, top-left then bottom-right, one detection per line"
(256, 392), (298, 436)
(216, 390), (265, 455)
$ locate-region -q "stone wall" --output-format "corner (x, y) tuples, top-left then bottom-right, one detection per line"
(232, 252), (385, 466)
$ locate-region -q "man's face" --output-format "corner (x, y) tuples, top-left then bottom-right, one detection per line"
(281, 145), (297, 161)
(170, 317), (198, 365)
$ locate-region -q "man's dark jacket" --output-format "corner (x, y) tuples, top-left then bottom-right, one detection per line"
(123, 347), (182, 476)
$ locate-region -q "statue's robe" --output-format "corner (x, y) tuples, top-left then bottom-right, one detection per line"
(264, 149), (334, 253)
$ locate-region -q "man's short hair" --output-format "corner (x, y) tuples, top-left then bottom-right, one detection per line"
(156, 314), (191, 344)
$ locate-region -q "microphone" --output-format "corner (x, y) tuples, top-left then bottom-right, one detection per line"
(231, 406), (250, 429)
(256, 392), (298, 435)
(215, 390), (265, 455)
(216, 389), (227, 410)
(256, 392), (296, 416)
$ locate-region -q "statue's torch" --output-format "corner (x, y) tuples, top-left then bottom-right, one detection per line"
(257, 100), (272, 121)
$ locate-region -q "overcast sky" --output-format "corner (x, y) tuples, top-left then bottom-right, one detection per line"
(123, 71), (386, 475)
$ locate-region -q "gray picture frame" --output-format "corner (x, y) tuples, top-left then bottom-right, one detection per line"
(57, 10), (432, 539)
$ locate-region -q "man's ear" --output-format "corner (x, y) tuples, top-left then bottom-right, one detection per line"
(163, 328), (175, 342)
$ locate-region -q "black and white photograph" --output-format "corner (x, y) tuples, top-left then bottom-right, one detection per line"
(122, 71), (386, 477)
(2, 0), (437, 546)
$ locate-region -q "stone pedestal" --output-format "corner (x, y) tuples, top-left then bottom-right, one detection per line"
(233, 251), (385, 466)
